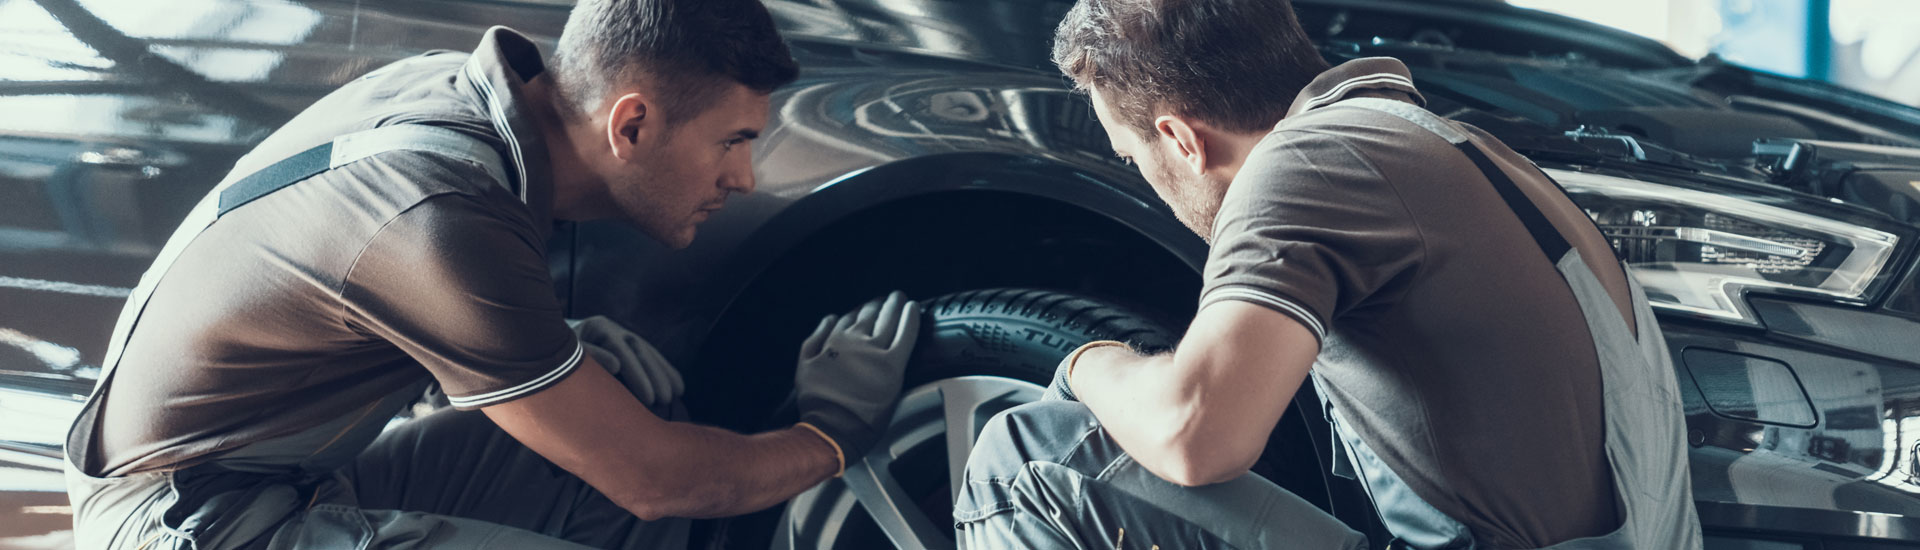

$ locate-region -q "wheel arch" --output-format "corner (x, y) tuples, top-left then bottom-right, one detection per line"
(681, 151), (1386, 542)
(679, 151), (1205, 426)
(709, 151), (1209, 307)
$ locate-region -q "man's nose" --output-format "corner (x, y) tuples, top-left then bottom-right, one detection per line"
(722, 145), (757, 195)
(723, 171), (756, 196)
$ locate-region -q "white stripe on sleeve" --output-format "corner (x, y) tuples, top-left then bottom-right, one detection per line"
(446, 341), (585, 408)
(1201, 287), (1327, 340)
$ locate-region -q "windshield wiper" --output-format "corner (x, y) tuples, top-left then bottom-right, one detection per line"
(1756, 138), (1920, 224)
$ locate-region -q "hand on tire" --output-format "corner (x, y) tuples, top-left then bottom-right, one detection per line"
(571, 316), (684, 410)
(795, 291), (922, 470)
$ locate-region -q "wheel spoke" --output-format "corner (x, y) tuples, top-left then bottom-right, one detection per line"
(844, 456), (956, 550)
(775, 376), (1044, 550)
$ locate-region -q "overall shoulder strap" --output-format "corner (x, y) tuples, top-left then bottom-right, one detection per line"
(1333, 97), (1572, 263)
(217, 124), (510, 216)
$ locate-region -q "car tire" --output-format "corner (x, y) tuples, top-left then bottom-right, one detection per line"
(904, 287), (1177, 386)
(716, 287), (1176, 550)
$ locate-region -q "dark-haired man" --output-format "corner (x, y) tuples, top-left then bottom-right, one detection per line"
(63, 1), (919, 549)
(956, 0), (1703, 548)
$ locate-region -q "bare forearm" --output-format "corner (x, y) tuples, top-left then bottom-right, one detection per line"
(633, 423), (839, 519)
(484, 363), (839, 522)
(1072, 302), (1315, 486)
(1073, 349), (1205, 478)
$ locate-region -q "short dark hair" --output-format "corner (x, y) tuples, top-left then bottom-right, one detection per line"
(1051, 0), (1330, 137)
(552, 0), (800, 125)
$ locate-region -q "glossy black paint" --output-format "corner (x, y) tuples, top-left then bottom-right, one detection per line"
(6, 1), (1920, 548)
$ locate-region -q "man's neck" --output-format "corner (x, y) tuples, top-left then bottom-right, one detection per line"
(523, 75), (596, 221)
(1212, 129), (1271, 185)
(1212, 89), (1409, 184)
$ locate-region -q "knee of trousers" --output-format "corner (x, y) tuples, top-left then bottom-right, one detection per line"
(954, 399), (1109, 529)
(961, 399), (1110, 483)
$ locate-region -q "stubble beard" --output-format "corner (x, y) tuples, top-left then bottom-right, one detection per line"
(1156, 161), (1227, 245)
(610, 182), (698, 250)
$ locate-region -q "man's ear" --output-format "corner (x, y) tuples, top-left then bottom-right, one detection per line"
(1154, 115), (1206, 175)
(605, 92), (650, 161)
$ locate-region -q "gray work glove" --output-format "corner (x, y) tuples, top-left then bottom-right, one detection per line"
(1044, 340), (1131, 402)
(795, 291), (922, 474)
(570, 316), (685, 410)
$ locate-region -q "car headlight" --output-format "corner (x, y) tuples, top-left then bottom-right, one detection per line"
(1549, 169), (1900, 325)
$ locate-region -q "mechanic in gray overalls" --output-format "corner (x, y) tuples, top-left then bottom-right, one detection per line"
(63, 1), (922, 549)
(955, 0), (1704, 548)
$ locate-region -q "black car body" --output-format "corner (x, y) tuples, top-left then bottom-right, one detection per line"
(5, 0), (1920, 548)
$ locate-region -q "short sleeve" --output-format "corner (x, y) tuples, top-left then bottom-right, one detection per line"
(342, 193), (581, 410)
(1198, 131), (1425, 343)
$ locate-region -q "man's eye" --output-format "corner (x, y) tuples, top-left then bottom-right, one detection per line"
(724, 139), (746, 151)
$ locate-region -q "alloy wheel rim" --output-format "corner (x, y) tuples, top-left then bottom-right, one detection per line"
(773, 375), (1044, 550)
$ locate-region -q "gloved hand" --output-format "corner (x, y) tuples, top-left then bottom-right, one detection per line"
(1043, 340), (1131, 402)
(570, 316), (684, 411)
(794, 291), (922, 475)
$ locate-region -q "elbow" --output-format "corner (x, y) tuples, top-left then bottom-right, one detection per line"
(1143, 371), (1261, 487)
(1154, 444), (1259, 487)
(624, 504), (672, 523)
(613, 481), (711, 521)
(615, 476), (748, 521)
(1140, 415), (1262, 487)
(615, 490), (679, 522)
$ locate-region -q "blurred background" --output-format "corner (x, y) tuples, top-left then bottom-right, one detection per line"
(1513, 0), (1920, 107)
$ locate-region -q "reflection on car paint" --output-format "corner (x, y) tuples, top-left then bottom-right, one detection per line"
(6, 0), (1920, 547)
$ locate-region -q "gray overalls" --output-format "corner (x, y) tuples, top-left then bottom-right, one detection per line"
(1318, 98), (1704, 549)
(953, 99), (1704, 549)
(64, 125), (679, 550)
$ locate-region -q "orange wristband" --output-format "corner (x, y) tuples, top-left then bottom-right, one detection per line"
(794, 422), (845, 478)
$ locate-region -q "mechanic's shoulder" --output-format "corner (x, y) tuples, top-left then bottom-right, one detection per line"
(1262, 105), (1378, 143)
(347, 191), (540, 280)
(335, 191), (541, 311)
(1275, 96), (1452, 135)
(345, 136), (513, 194)
(1271, 100), (1385, 130)
(1252, 123), (1382, 177)
(1242, 123), (1409, 201)
(330, 148), (530, 234)
(1265, 105), (1447, 174)
(352, 49), (467, 84)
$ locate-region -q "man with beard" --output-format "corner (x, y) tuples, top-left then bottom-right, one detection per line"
(955, 0), (1703, 548)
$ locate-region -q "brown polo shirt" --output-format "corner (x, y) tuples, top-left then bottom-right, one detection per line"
(1199, 58), (1633, 546)
(80, 27), (582, 477)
